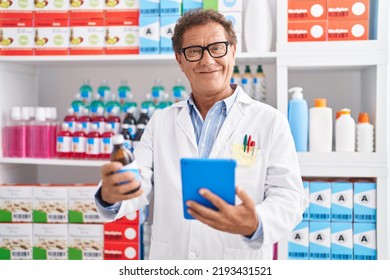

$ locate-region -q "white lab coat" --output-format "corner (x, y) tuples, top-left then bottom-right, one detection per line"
(106, 86), (307, 260)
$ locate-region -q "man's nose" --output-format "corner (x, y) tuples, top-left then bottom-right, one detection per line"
(200, 49), (215, 64)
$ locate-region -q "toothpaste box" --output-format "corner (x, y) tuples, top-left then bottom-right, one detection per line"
(68, 224), (104, 260)
(287, 0), (327, 21)
(331, 222), (353, 260)
(68, 184), (105, 223)
(327, 0), (370, 20)
(302, 180), (309, 221)
(139, 15), (160, 54)
(33, 0), (69, 20)
(160, 0), (181, 16)
(288, 221), (309, 260)
(34, 18), (69, 56)
(182, 0), (202, 13)
(203, 0), (242, 12)
(33, 223), (68, 260)
(0, 19), (34, 55)
(310, 181), (331, 221)
(353, 181), (376, 223)
(104, 241), (139, 260)
(327, 19), (369, 41)
(69, 0), (104, 20)
(331, 181), (353, 222)
(160, 15), (177, 54)
(104, 222), (139, 243)
(104, 0), (140, 19)
(353, 222), (376, 260)
(69, 18), (105, 55)
(33, 185), (68, 223)
(288, 20), (327, 42)
(0, 223), (32, 260)
(0, 0), (33, 20)
(309, 221), (331, 260)
(0, 184), (33, 223)
(140, 0), (160, 16)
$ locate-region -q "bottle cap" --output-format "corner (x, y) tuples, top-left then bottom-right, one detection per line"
(11, 107), (21, 121)
(358, 112), (370, 123)
(35, 107), (46, 121)
(288, 87), (303, 99)
(112, 134), (124, 145)
(314, 98), (327, 107)
(21, 107), (30, 121)
(336, 111), (342, 119)
(62, 122), (69, 130)
(339, 108), (351, 115)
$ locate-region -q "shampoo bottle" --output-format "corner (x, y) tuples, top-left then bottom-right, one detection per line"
(356, 112), (374, 153)
(335, 108), (355, 152)
(288, 87), (308, 152)
(309, 98), (333, 152)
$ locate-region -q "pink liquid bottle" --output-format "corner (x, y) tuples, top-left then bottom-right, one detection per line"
(86, 123), (101, 159)
(71, 123), (87, 159)
(46, 107), (58, 158)
(27, 107), (51, 158)
(56, 122), (72, 159)
(64, 107), (77, 134)
(91, 106), (106, 135)
(101, 123), (115, 160)
(78, 107), (91, 134)
(3, 107), (28, 158)
(107, 106), (121, 135)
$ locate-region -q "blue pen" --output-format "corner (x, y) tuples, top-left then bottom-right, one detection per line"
(243, 134), (247, 152)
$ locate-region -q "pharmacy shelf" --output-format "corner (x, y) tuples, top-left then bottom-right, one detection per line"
(0, 51), (277, 67)
(0, 157), (108, 167)
(298, 152), (387, 178)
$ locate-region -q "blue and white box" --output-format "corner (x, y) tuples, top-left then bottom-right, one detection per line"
(310, 181), (331, 221)
(183, 0), (203, 13)
(331, 222), (353, 260)
(140, 0), (160, 16)
(203, 0), (242, 12)
(302, 180), (309, 221)
(331, 181), (353, 222)
(354, 181), (376, 223)
(160, 0), (182, 16)
(309, 222), (331, 259)
(354, 223), (377, 260)
(160, 15), (179, 53)
(288, 221), (309, 260)
(140, 16), (160, 54)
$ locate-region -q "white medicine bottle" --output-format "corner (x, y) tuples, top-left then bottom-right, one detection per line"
(309, 98), (333, 152)
(356, 112), (374, 153)
(335, 108), (356, 152)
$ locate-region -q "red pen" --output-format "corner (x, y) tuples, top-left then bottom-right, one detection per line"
(247, 135), (252, 153)
(251, 141), (256, 156)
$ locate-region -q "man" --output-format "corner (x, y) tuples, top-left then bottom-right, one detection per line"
(95, 9), (308, 260)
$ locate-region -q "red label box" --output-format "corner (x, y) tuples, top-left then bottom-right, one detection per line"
(288, 0), (327, 21)
(34, 18), (69, 56)
(327, 0), (370, 20)
(104, 241), (139, 260)
(104, 17), (139, 55)
(69, 18), (105, 55)
(104, 222), (139, 243)
(327, 19), (369, 41)
(288, 20), (327, 42)
(114, 210), (140, 225)
(0, 19), (34, 55)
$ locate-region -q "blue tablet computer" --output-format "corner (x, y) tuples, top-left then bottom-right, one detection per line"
(180, 158), (237, 220)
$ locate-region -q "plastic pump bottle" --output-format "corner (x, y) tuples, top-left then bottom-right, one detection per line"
(356, 112), (374, 153)
(288, 87), (308, 152)
(230, 65), (241, 85)
(336, 108), (356, 152)
(253, 65), (267, 103)
(309, 98), (333, 152)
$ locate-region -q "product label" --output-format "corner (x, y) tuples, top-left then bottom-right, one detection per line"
(0, 185), (33, 223)
(57, 136), (72, 153)
(72, 136), (86, 152)
(101, 137), (113, 155)
(33, 224), (67, 260)
(86, 137), (101, 155)
(0, 223), (32, 260)
(68, 224), (103, 260)
(33, 186), (68, 223)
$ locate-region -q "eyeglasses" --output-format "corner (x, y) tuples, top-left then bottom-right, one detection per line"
(180, 41), (230, 62)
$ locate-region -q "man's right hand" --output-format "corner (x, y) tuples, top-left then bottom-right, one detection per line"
(100, 162), (143, 205)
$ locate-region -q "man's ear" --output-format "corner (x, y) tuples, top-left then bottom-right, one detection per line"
(231, 43), (237, 59)
(175, 52), (184, 72)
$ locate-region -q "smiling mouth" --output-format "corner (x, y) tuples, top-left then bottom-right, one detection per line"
(198, 69), (220, 74)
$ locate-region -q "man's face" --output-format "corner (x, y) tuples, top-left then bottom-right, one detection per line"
(175, 22), (236, 97)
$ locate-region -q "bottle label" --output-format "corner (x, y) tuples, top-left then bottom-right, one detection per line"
(57, 136), (71, 153)
(101, 137), (113, 155)
(109, 122), (121, 135)
(80, 122), (91, 133)
(116, 161), (141, 181)
(94, 121), (106, 134)
(86, 138), (101, 155)
(66, 121), (76, 133)
(72, 136), (86, 153)
(124, 139), (132, 152)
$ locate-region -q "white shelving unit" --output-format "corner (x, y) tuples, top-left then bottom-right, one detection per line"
(0, 0), (389, 260)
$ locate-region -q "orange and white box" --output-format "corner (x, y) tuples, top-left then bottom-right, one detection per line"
(104, 222), (139, 243)
(0, 0), (33, 20)
(33, 0), (69, 20)
(104, 17), (139, 55)
(69, 0), (104, 20)
(288, 20), (327, 42)
(34, 18), (69, 55)
(0, 19), (34, 55)
(288, 0), (327, 21)
(327, 0), (369, 20)
(327, 19), (368, 41)
(69, 18), (105, 55)
(104, 0), (140, 19)
(104, 241), (139, 260)
(114, 211), (140, 225)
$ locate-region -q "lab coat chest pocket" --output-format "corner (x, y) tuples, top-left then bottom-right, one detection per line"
(149, 238), (173, 260)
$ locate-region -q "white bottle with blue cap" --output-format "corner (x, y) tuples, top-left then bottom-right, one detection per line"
(288, 87), (308, 152)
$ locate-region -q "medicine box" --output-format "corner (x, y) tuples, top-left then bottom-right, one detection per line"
(139, 15), (160, 54)
(331, 222), (353, 260)
(33, 185), (68, 223)
(0, 184), (33, 223)
(309, 181), (331, 221)
(287, 0), (327, 21)
(327, 0), (370, 20)
(327, 19), (369, 41)
(302, 180), (309, 221)
(34, 0), (69, 20)
(288, 221), (309, 260)
(331, 181), (353, 222)
(115, 210), (140, 225)
(288, 20), (327, 42)
(160, 0), (181, 16)
(104, 241), (139, 260)
(34, 18), (69, 56)
(0, 0), (33, 20)
(160, 15), (178, 54)
(0, 223), (32, 260)
(353, 222), (376, 260)
(140, 0), (160, 16)
(68, 224), (104, 260)
(353, 181), (376, 222)
(309, 221), (331, 259)
(69, 18), (105, 55)
(105, 0), (140, 19)
(69, 0), (104, 20)
(0, 19), (34, 56)
(33, 223), (68, 260)
(104, 222), (140, 243)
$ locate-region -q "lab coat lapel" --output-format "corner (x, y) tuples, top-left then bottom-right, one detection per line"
(175, 103), (198, 151)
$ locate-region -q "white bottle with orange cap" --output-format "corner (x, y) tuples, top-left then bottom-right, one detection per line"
(356, 112), (374, 153)
(336, 108), (355, 152)
(309, 98), (333, 152)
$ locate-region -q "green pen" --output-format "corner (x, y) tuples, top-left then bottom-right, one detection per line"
(243, 134), (248, 152)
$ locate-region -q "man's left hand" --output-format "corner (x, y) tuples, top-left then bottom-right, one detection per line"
(186, 186), (259, 237)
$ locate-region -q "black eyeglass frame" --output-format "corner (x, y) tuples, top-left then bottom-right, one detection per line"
(180, 41), (230, 62)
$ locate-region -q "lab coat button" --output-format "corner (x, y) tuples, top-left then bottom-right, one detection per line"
(188, 252), (196, 259)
